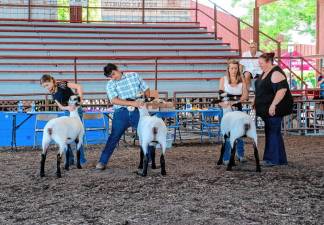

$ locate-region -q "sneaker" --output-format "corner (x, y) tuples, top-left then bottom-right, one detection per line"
(260, 160), (275, 167)
(95, 162), (106, 170)
(223, 160), (229, 166)
(236, 153), (247, 163)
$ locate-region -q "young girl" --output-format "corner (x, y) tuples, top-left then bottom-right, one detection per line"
(40, 74), (86, 167)
(219, 59), (249, 165)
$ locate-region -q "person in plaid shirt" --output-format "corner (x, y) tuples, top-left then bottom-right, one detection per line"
(96, 63), (154, 170)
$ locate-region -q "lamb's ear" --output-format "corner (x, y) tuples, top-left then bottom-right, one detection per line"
(77, 96), (81, 102)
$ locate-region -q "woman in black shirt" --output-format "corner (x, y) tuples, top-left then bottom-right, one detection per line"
(255, 53), (293, 166)
(40, 74), (86, 167)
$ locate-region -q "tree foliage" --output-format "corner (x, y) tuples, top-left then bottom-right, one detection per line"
(231, 0), (316, 44)
(57, 0), (101, 22)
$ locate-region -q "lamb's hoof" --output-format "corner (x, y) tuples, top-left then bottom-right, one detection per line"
(64, 165), (69, 171)
(40, 172), (45, 177)
(138, 164), (143, 169)
(151, 164), (157, 169)
(256, 167), (261, 172)
(77, 164), (82, 169)
(56, 173), (62, 178)
(161, 170), (167, 176)
(216, 160), (223, 165)
(226, 167), (233, 171)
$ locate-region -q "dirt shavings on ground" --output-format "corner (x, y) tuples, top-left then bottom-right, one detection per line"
(0, 136), (323, 225)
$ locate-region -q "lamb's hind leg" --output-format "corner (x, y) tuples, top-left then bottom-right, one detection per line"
(159, 141), (167, 176)
(75, 138), (82, 169)
(76, 150), (82, 169)
(227, 139), (237, 171)
(40, 153), (47, 177)
(40, 138), (50, 177)
(138, 144), (149, 177)
(253, 142), (261, 172)
(56, 153), (62, 178)
(142, 153), (149, 177)
(217, 136), (226, 165)
(64, 146), (70, 171)
(56, 145), (66, 178)
(150, 146), (157, 169)
(138, 146), (144, 169)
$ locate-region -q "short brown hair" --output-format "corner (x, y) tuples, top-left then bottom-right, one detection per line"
(40, 74), (55, 85)
(259, 52), (275, 64)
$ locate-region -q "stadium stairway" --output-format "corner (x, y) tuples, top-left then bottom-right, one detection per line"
(0, 21), (239, 99)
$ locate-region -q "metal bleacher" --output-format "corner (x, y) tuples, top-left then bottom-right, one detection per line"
(0, 21), (239, 100)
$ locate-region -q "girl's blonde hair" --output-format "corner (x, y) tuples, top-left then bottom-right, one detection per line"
(226, 59), (242, 84)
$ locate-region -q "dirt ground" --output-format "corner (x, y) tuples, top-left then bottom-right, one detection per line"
(0, 135), (323, 225)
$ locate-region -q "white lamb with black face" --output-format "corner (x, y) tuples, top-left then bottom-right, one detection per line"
(40, 95), (84, 178)
(137, 105), (168, 177)
(217, 92), (261, 172)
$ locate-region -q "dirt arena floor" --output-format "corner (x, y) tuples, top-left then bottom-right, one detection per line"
(0, 135), (323, 225)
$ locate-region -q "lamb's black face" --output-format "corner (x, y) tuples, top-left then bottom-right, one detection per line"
(68, 95), (81, 106)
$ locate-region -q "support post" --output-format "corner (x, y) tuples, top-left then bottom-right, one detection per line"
(74, 58), (78, 83)
(45, 95), (49, 111)
(253, 5), (260, 49)
(195, 0), (198, 23)
(301, 57), (304, 90)
(214, 4), (217, 39)
(237, 19), (242, 56)
(155, 58), (158, 90)
(28, 0), (31, 22)
(87, 0), (89, 23)
(277, 42), (281, 62)
(142, 0), (145, 24)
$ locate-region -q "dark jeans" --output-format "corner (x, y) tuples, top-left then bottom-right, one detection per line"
(65, 107), (86, 165)
(99, 107), (154, 165)
(262, 116), (288, 165)
(223, 138), (244, 162)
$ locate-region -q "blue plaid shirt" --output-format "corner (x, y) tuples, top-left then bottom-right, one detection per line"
(106, 72), (149, 109)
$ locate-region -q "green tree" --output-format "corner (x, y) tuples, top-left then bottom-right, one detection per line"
(57, 0), (70, 22)
(57, 0), (101, 22)
(231, 0), (316, 49)
(82, 0), (102, 22)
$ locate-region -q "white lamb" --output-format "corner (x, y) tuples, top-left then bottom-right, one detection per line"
(40, 95), (84, 178)
(217, 94), (261, 172)
(137, 105), (167, 176)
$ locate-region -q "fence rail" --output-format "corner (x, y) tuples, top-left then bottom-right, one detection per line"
(0, 0), (193, 23)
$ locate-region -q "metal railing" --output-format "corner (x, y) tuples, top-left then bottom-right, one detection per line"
(0, 55), (321, 97)
(0, 91), (169, 111)
(283, 99), (324, 135)
(0, 55), (228, 94)
(0, 0), (193, 23)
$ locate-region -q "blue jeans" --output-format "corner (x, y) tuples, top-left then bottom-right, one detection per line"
(65, 107), (87, 165)
(263, 116), (287, 165)
(99, 107), (154, 165)
(223, 138), (244, 162)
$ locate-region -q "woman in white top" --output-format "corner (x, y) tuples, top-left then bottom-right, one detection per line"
(219, 59), (249, 165)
